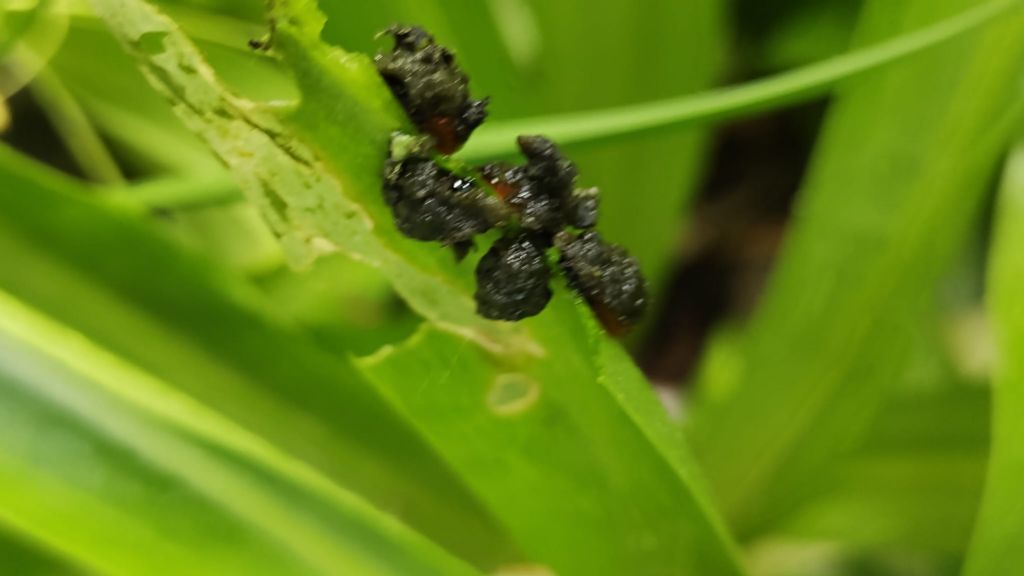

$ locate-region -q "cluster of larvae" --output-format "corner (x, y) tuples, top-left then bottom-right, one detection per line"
(375, 26), (647, 334)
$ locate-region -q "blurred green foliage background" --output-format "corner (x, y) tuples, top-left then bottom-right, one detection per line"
(1, 0), (1023, 574)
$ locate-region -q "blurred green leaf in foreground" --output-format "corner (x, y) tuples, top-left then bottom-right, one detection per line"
(963, 140), (1024, 576)
(0, 145), (484, 575)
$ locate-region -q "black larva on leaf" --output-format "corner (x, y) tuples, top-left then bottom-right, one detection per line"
(481, 135), (598, 233)
(375, 25), (488, 154)
(475, 232), (552, 321)
(383, 153), (508, 259)
(518, 135), (578, 199)
(565, 187), (600, 230)
(555, 230), (648, 335)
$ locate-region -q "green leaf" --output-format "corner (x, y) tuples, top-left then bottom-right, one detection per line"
(692, 315), (992, 555)
(357, 313), (742, 576)
(782, 385), (990, 554)
(48, 22), (225, 174)
(962, 141), (1024, 575)
(0, 292), (479, 576)
(0, 0), (68, 96)
(688, 0), (1024, 537)
(0, 0), (52, 58)
(28, 66), (125, 183)
(0, 527), (83, 575)
(84, 1), (749, 572)
(0, 145), (516, 568)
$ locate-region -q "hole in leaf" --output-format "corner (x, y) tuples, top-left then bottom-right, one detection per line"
(136, 31), (169, 55)
(486, 373), (539, 416)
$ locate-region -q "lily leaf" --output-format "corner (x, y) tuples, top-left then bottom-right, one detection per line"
(962, 140), (1024, 576)
(86, 0), (747, 573)
(357, 310), (742, 576)
(0, 296), (478, 576)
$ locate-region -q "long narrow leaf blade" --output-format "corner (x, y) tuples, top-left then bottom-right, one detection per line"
(0, 295), (478, 576)
(460, 0), (1021, 160)
(962, 141), (1024, 575)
